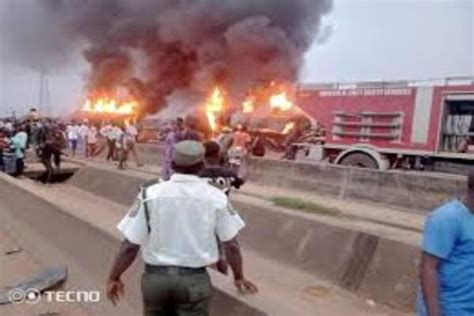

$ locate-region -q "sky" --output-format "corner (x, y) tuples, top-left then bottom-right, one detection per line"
(0, 0), (473, 116)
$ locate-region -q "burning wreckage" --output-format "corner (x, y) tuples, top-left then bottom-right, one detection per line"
(77, 81), (323, 157)
(3, 0), (333, 153)
(200, 82), (324, 156)
(48, 0), (333, 153)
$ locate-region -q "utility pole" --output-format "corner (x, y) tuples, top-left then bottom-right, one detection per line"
(38, 67), (51, 116)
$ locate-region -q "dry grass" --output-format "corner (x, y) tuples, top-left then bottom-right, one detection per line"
(270, 196), (341, 217)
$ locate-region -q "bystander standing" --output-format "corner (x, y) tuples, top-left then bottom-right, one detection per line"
(67, 121), (80, 156)
(418, 172), (474, 316)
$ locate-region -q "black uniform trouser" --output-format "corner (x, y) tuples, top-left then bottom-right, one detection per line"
(141, 265), (212, 316)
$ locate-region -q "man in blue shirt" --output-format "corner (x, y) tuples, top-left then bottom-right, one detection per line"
(418, 172), (474, 316)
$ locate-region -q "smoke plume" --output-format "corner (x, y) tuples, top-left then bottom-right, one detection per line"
(0, 0), (333, 114)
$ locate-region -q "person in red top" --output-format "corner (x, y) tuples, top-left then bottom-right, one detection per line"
(231, 125), (251, 151)
(0, 128), (10, 172)
(228, 125), (251, 177)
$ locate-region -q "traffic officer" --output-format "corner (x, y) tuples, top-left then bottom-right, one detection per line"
(106, 140), (258, 315)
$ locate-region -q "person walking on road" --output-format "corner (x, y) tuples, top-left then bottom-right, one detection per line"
(162, 118), (183, 180)
(66, 121), (80, 157)
(86, 123), (99, 158)
(125, 121), (143, 167)
(0, 128), (9, 172)
(115, 125), (127, 170)
(200, 140), (246, 275)
(78, 120), (89, 157)
(200, 140), (245, 196)
(10, 125), (28, 177)
(102, 122), (117, 162)
(106, 140), (258, 315)
(228, 125), (251, 177)
(418, 172), (474, 316)
(180, 116), (202, 142)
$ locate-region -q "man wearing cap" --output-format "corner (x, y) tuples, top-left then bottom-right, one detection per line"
(106, 140), (258, 315)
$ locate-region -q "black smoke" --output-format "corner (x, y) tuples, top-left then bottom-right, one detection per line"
(0, 0), (333, 114)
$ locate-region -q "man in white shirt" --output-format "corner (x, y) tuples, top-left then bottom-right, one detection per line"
(106, 124), (120, 162)
(5, 120), (14, 133)
(66, 122), (80, 156)
(86, 124), (98, 157)
(106, 141), (257, 315)
(125, 122), (143, 167)
(78, 120), (89, 157)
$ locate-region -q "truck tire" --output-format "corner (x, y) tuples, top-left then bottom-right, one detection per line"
(339, 152), (378, 169)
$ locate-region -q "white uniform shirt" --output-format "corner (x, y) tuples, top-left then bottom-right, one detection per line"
(117, 174), (245, 267)
(125, 125), (138, 143)
(100, 124), (112, 139)
(67, 125), (80, 140)
(5, 122), (14, 132)
(114, 128), (125, 148)
(79, 124), (89, 139)
(86, 126), (98, 144)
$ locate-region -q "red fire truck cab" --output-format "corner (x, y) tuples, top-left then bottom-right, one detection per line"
(297, 77), (474, 172)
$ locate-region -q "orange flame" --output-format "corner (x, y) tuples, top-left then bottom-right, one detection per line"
(81, 96), (137, 115)
(242, 97), (255, 113)
(205, 87), (225, 132)
(270, 92), (293, 111)
(282, 121), (295, 134)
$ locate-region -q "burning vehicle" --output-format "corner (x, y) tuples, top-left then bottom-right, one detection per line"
(3, 1), (335, 157)
(199, 81), (317, 155)
(1, 0), (333, 146)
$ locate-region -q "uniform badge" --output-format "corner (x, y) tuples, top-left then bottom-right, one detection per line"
(128, 199), (142, 218)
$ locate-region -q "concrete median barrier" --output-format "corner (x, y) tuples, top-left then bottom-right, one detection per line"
(69, 166), (155, 205)
(247, 157), (466, 212)
(233, 198), (359, 282)
(136, 144), (466, 212)
(232, 197), (418, 312)
(356, 238), (419, 311)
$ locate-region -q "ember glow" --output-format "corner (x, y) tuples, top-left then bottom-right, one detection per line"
(242, 97), (255, 113)
(282, 122), (296, 134)
(205, 87), (225, 132)
(270, 92), (293, 112)
(82, 97), (137, 115)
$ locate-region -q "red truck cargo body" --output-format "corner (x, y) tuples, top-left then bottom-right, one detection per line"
(297, 84), (474, 154)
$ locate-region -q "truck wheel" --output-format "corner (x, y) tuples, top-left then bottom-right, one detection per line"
(339, 152), (378, 169)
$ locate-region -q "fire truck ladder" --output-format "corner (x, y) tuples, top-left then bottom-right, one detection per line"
(332, 111), (404, 142)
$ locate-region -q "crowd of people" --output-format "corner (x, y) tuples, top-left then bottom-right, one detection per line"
(2, 112), (473, 315)
(65, 119), (143, 170)
(161, 117), (263, 183)
(0, 115), (144, 182)
(0, 117), (68, 182)
(0, 120), (28, 177)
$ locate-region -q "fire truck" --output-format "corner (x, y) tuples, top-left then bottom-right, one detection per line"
(296, 77), (474, 172)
